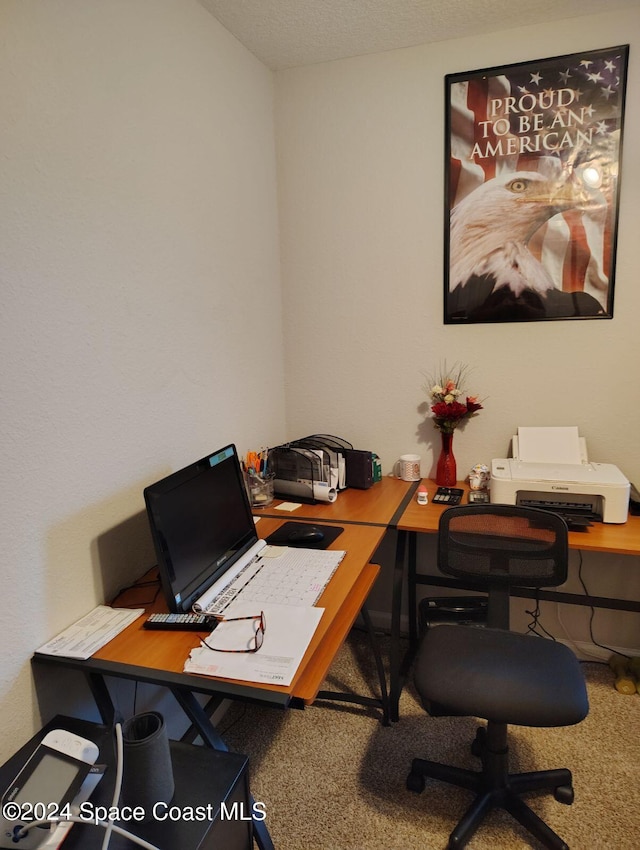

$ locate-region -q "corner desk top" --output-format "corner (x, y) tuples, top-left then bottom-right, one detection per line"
(257, 475), (416, 527)
(396, 479), (640, 556)
(67, 480), (418, 704)
(35, 476), (638, 713)
(57, 518), (388, 708)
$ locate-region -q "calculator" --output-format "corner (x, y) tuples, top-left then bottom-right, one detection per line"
(432, 487), (464, 505)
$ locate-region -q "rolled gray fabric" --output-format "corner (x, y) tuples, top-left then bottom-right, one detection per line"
(121, 711), (174, 818)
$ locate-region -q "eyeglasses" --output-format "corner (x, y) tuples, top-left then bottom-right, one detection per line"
(199, 611), (266, 654)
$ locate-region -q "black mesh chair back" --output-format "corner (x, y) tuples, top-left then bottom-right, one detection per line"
(438, 504), (569, 629)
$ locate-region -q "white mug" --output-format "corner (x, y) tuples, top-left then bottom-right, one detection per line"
(394, 454), (421, 482)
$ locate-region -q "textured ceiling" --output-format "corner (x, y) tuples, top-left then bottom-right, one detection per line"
(199, 0), (637, 70)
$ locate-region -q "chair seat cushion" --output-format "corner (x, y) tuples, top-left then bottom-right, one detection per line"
(414, 625), (589, 727)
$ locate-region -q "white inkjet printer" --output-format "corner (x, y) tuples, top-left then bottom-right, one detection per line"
(491, 426), (630, 525)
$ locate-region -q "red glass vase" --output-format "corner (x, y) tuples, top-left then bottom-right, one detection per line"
(436, 431), (457, 486)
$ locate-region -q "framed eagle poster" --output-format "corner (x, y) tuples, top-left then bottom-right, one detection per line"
(444, 45), (629, 324)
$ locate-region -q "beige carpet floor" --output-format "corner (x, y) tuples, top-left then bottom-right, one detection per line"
(221, 632), (639, 850)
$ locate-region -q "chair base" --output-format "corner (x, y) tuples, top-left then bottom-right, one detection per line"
(407, 727), (574, 850)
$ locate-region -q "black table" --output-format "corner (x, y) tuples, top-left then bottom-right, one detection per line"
(0, 716), (252, 850)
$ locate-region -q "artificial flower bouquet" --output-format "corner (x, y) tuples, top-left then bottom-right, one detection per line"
(427, 364), (483, 434)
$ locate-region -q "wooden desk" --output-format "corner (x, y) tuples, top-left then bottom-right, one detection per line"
(398, 479), (640, 555)
(256, 477), (418, 726)
(34, 521), (388, 708)
(389, 478), (640, 721)
(32, 517), (393, 850)
(258, 475), (416, 527)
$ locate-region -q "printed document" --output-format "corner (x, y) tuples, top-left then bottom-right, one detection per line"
(35, 606), (144, 660)
(184, 602), (324, 686)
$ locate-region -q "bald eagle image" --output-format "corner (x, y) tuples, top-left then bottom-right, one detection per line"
(447, 171), (605, 322)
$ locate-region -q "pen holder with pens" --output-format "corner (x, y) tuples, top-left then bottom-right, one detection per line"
(246, 470), (275, 508)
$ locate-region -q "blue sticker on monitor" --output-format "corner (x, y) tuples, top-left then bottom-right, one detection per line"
(209, 446), (234, 468)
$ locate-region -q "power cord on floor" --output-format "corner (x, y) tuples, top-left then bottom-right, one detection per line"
(556, 603), (608, 665)
(99, 721), (124, 850)
(15, 816), (161, 850)
(523, 551), (633, 662)
(576, 551), (631, 660)
(524, 591), (557, 640)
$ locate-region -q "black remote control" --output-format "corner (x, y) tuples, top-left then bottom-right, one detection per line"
(143, 613), (214, 631)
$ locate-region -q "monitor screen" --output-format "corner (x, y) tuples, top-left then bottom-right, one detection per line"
(144, 445), (258, 613)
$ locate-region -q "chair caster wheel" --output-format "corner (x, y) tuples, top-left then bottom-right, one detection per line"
(406, 771), (426, 793)
(471, 726), (486, 758)
(554, 784), (574, 805)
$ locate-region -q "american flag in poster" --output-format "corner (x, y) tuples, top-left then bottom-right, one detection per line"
(445, 45), (629, 323)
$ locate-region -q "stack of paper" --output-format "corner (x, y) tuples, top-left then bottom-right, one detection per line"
(35, 606), (145, 660)
(184, 602), (324, 686)
(517, 426), (582, 465)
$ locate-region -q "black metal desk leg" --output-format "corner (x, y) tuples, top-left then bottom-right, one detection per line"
(390, 529), (407, 722)
(85, 672), (116, 726)
(171, 688), (228, 750)
(180, 695), (227, 744)
(360, 603), (390, 725)
(408, 531), (418, 649)
(172, 689), (276, 850)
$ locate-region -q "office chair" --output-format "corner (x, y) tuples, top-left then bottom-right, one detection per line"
(407, 504), (589, 850)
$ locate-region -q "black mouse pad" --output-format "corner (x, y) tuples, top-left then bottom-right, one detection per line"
(264, 522), (343, 550)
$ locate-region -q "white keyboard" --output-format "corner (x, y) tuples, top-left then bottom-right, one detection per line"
(205, 547), (345, 614)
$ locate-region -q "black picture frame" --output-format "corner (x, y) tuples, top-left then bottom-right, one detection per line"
(444, 45), (629, 324)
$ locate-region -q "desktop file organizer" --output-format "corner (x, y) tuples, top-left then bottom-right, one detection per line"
(268, 434), (379, 502)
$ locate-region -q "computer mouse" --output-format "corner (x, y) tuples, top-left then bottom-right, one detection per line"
(287, 526), (325, 544)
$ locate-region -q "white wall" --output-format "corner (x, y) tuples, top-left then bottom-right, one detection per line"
(276, 10), (640, 483)
(276, 10), (640, 653)
(0, 0), (285, 759)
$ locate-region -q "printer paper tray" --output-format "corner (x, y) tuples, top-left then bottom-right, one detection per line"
(516, 491), (601, 527)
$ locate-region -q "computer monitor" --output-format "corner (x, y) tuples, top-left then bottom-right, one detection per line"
(144, 444), (258, 613)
